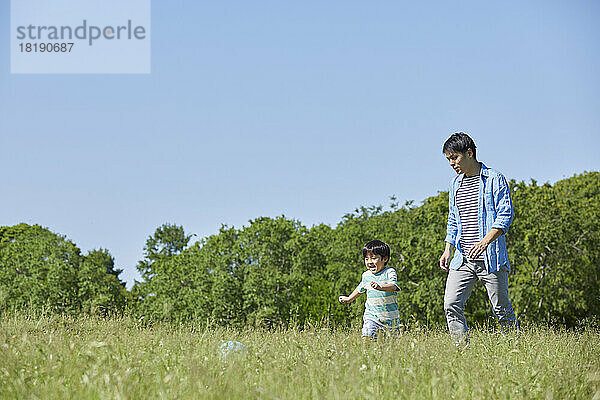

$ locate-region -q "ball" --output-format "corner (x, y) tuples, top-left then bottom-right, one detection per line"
(218, 340), (246, 358)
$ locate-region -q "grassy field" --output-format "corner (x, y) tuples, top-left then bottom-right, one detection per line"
(1, 314), (599, 399)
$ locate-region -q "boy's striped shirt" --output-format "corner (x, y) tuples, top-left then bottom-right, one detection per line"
(356, 267), (400, 327)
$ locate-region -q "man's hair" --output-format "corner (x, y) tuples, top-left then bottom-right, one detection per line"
(442, 132), (477, 159)
(362, 240), (391, 265)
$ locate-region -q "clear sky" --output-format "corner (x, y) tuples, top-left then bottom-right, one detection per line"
(1, 1), (598, 287)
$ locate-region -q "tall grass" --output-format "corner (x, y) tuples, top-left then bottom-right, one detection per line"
(1, 313), (598, 399)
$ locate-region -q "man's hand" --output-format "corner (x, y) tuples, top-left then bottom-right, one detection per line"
(370, 282), (381, 290)
(467, 240), (489, 259)
(339, 295), (352, 303)
(440, 249), (451, 272)
(467, 229), (503, 259)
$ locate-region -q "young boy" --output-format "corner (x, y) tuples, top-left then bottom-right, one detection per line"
(339, 240), (401, 338)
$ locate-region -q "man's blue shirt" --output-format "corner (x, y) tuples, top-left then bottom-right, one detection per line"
(445, 162), (513, 273)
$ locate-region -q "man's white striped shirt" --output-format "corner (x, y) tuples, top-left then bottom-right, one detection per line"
(456, 175), (483, 260)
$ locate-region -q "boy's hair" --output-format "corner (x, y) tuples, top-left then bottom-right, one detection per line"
(362, 240), (391, 265)
(442, 132), (477, 159)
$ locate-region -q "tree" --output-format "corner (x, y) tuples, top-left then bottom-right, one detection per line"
(78, 249), (127, 314)
(238, 217), (304, 328)
(509, 172), (600, 325)
(137, 223), (192, 279)
(0, 224), (126, 315)
(0, 224), (81, 313)
(133, 223), (195, 321)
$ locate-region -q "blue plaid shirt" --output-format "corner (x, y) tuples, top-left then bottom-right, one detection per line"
(445, 163), (514, 273)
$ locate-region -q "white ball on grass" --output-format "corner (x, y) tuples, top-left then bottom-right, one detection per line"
(219, 340), (246, 359)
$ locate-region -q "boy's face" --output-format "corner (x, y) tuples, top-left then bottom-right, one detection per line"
(364, 251), (387, 274)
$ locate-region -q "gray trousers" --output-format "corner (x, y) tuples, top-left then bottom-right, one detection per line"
(444, 259), (518, 342)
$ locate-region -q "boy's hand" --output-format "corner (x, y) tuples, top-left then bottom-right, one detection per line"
(339, 295), (351, 303)
(370, 282), (381, 290)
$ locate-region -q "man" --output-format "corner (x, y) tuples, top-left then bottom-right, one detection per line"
(439, 133), (518, 343)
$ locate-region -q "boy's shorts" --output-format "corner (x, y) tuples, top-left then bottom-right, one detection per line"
(361, 319), (399, 339)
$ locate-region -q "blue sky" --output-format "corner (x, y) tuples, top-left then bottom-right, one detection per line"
(1, 1), (599, 287)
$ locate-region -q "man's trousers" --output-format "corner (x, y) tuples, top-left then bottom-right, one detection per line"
(444, 259), (518, 343)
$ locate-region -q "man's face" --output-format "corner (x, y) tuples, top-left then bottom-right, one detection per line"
(445, 149), (473, 175)
(364, 251), (387, 274)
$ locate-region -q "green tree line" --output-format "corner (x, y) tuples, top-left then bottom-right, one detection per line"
(1, 172), (598, 327)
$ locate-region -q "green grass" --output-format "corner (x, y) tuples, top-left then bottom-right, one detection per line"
(1, 314), (599, 399)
